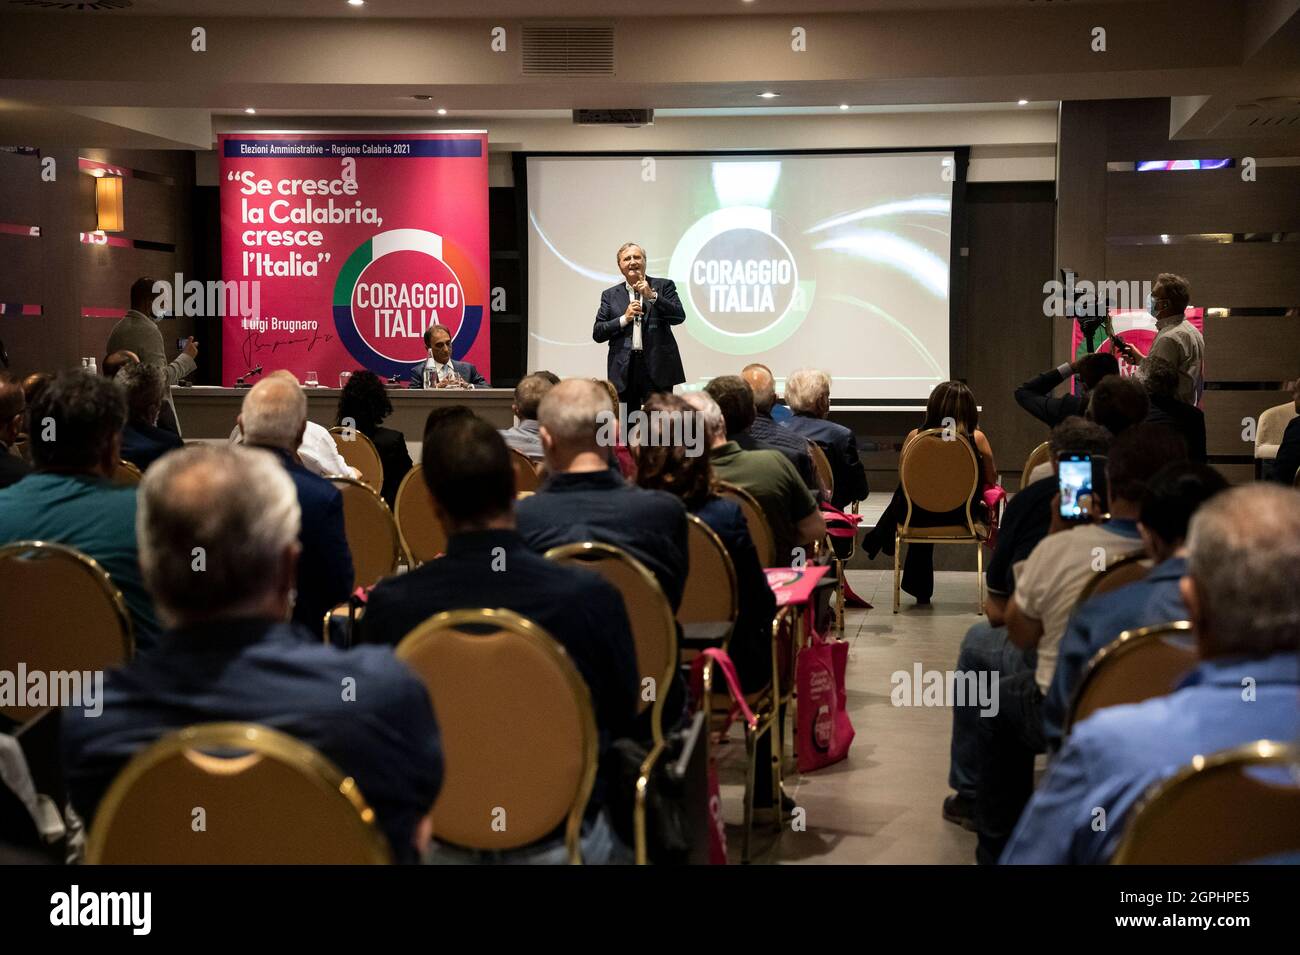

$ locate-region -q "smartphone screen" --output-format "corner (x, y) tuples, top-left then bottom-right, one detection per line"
(177, 338), (187, 354)
(1058, 454), (1096, 521)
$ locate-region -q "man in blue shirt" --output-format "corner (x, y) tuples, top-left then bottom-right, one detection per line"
(61, 445), (441, 863)
(780, 368), (870, 509)
(1043, 462), (1228, 746)
(0, 371), (161, 648)
(1003, 483), (1300, 863)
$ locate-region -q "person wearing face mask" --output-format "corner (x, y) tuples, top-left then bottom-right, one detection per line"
(592, 242), (686, 410)
(1112, 272), (1204, 405)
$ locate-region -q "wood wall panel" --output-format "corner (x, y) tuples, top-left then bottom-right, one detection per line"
(1202, 389), (1290, 456)
(0, 151), (41, 224)
(1107, 167), (1300, 237)
(1104, 242), (1300, 307)
(77, 244), (177, 306)
(0, 234), (44, 301)
(1202, 315), (1300, 382)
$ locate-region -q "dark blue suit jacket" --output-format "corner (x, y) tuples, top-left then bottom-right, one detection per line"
(592, 277), (686, 394)
(61, 618), (442, 863)
(258, 445), (354, 635)
(360, 529), (639, 775)
(516, 468), (689, 612)
(120, 419), (184, 472)
(783, 413), (870, 509)
(406, 358), (487, 389)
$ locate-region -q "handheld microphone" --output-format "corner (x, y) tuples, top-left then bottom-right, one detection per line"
(235, 364), (263, 387)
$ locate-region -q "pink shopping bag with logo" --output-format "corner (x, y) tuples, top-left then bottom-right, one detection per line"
(795, 632), (854, 772)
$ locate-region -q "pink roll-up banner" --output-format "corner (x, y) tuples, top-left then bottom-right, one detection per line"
(1070, 307), (1205, 406)
(218, 131), (490, 386)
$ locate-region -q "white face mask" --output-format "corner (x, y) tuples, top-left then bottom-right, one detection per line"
(1147, 294), (1162, 318)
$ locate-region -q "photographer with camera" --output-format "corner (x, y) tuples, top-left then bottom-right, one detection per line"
(1014, 351), (1120, 428)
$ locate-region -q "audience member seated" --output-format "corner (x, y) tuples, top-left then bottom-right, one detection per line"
(1269, 377), (1300, 486)
(633, 393), (777, 693)
(230, 371), (360, 480)
(60, 445), (441, 863)
(968, 423), (1187, 863)
(335, 369), (412, 508)
(780, 368), (870, 509)
(1085, 374), (1150, 437)
(115, 361), (183, 472)
(1043, 462), (1228, 747)
(499, 372), (553, 462)
(862, 380), (997, 605)
(516, 378), (689, 611)
(360, 413), (638, 863)
(683, 390), (825, 568)
(736, 364), (820, 493)
(1014, 351), (1119, 428)
(101, 349), (139, 380)
(238, 373), (353, 635)
(0, 374), (31, 488)
(0, 372), (160, 648)
(592, 377), (637, 480)
(1003, 483), (1300, 863)
(1143, 357), (1207, 463)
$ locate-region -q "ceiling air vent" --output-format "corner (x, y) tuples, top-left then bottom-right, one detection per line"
(573, 109), (654, 128)
(522, 22), (615, 76)
(6, 0), (133, 10)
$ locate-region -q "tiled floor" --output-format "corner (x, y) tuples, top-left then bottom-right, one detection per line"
(717, 568), (981, 864)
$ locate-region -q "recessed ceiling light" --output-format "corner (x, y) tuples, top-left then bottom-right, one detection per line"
(437, 108), (447, 115)
(758, 91), (780, 99)
(244, 107), (256, 114)
(1017, 99), (1029, 106)
(348, 0), (365, 6)
(839, 104), (850, 110)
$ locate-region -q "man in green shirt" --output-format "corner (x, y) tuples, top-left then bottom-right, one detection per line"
(0, 372), (160, 650)
(683, 390), (825, 567)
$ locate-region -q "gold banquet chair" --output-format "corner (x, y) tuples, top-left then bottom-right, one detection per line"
(677, 514), (739, 653)
(545, 542), (677, 746)
(1113, 740), (1300, 865)
(1065, 620), (1198, 734)
(0, 541), (133, 725)
(807, 441), (834, 502)
(1019, 440), (1051, 490)
(393, 464), (448, 567)
(894, 428), (987, 614)
(716, 480), (777, 568)
(1074, 551), (1151, 609)
(329, 477), (402, 589)
(328, 426), (385, 494)
(396, 608), (597, 864)
(86, 723), (390, 864)
(509, 447), (542, 494)
(112, 459), (143, 485)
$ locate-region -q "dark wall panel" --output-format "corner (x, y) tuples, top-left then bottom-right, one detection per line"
(1106, 167), (1300, 237)
(1104, 242), (1300, 308)
(1203, 315), (1300, 381)
(1203, 389), (1292, 456)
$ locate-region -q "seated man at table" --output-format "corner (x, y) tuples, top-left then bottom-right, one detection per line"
(516, 378), (689, 611)
(61, 445), (442, 863)
(360, 413), (638, 863)
(1003, 483), (1300, 863)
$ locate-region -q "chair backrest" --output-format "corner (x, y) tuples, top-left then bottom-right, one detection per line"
(112, 459), (142, 485)
(899, 428), (979, 530)
(1075, 552), (1151, 607)
(395, 608), (596, 860)
(329, 477), (401, 588)
(545, 541), (677, 741)
(327, 427), (385, 493)
(86, 723), (391, 864)
(0, 541), (133, 724)
(1113, 740), (1300, 865)
(509, 447), (542, 494)
(1256, 401), (1297, 452)
(393, 464), (447, 566)
(677, 514), (739, 627)
(807, 440), (834, 499)
(1020, 441), (1051, 490)
(715, 480), (776, 567)
(1066, 620), (1198, 733)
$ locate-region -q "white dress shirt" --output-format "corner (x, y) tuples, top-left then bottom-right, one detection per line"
(229, 421), (361, 480)
(621, 283), (657, 352)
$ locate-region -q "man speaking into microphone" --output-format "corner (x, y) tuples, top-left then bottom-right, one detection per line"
(593, 242), (686, 409)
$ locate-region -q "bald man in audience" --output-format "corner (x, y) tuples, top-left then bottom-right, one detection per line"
(729, 366), (820, 493)
(239, 373), (353, 635)
(516, 378), (689, 610)
(230, 370), (359, 480)
(1003, 483), (1300, 863)
(0, 374), (31, 488)
(61, 445), (441, 863)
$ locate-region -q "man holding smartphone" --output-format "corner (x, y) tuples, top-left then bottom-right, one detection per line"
(106, 277), (198, 437)
(970, 423), (1189, 863)
(1111, 272), (1204, 406)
